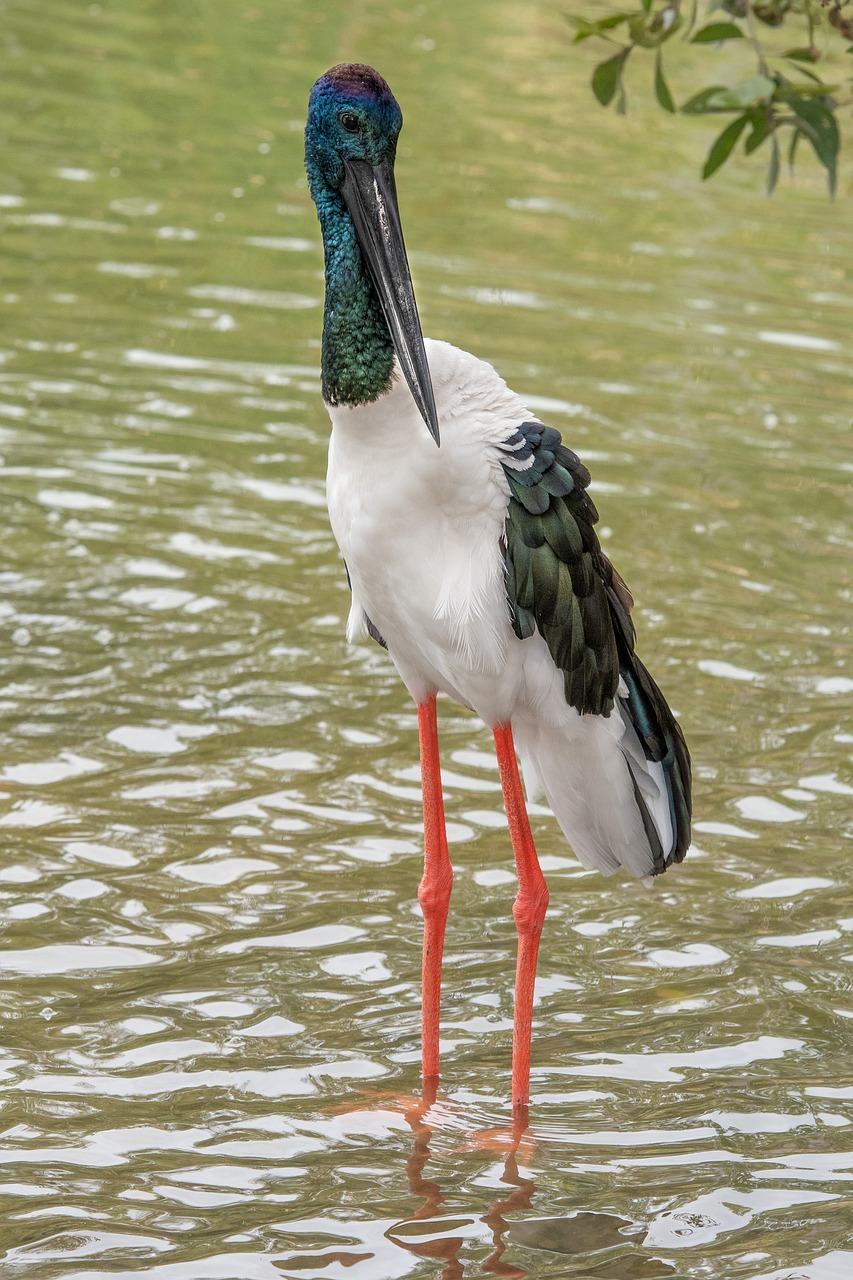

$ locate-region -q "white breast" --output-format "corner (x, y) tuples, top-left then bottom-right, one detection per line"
(326, 339), (531, 719)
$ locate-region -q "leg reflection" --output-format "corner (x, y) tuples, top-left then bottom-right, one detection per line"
(404, 1076), (444, 1221)
(388, 1077), (465, 1279)
(387, 1086), (535, 1280)
(481, 1128), (534, 1279)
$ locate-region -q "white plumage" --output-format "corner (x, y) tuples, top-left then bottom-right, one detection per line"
(326, 339), (673, 881)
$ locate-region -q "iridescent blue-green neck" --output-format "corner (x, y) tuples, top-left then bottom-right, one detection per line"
(316, 189), (394, 407)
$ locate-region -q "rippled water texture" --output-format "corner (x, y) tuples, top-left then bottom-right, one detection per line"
(1, 2), (852, 1277)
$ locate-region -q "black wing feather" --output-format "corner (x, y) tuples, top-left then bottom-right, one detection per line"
(503, 425), (618, 715)
(501, 421), (692, 869)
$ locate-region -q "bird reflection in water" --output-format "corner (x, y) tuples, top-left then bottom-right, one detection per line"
(385, 1081), (674, 1279)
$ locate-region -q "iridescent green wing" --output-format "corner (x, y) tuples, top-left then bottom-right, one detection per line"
(501, 421), (692, 866)
(501, 422), (623, 715)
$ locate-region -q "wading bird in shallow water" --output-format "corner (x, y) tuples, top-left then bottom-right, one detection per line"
(305, 63), (691, 1110)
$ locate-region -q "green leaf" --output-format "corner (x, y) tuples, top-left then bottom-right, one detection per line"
(628, 8), (682, 47)
(767, 136), (780, 194)
(592, 48), (630, 107)
(566, 12), (633, 43)
(789, 98), (839, 151)
(702, 112), (750, 179)
(641, 0), (652, 11)
(682, 76), (775, 114)
(628, 13), (652, 46)
(788, 66), (826, 86)
(788, 125), (802, 170)
(597, 10), (633, 28)
(725, 75), (776, 108)
(565, 15), (594, 40)
(692, 21), (745, 42)
(681, 84), (731, 114)
(778, 80), (840, 97)
(783, 47), (819, 63)
(654, 50), (676, 113)
(745, 108), (773, 154)
(788, 97), (839, 194)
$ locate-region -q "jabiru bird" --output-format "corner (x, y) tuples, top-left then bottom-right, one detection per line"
(304, 63), (691, 1110)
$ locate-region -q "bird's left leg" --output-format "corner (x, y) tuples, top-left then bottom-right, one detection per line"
(417, 693), (453, 1080)
(493, 721), (549, 1112)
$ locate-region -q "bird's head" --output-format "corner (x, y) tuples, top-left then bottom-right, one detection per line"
(305, 64), (439, 446)
(305, 64), (402, 196)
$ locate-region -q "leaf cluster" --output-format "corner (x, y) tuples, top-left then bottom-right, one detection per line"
(568, 1), (852, 192)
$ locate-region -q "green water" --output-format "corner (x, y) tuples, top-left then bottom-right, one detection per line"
(1, 2), (852, 1277)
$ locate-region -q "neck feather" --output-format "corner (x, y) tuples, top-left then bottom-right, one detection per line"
(316, 189), (394, 406)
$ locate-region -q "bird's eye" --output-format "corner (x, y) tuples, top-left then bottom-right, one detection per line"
(339, 112), (360, 133)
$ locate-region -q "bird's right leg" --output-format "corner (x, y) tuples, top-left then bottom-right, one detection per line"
(417, 693), (453, 1079)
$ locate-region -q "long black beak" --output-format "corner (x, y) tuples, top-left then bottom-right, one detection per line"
(341, 157), (440, 446)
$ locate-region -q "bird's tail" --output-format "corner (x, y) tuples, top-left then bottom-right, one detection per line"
(615, 649), (692, 873)
(513, 582), (691, 881)
(606, 573), (692, 875)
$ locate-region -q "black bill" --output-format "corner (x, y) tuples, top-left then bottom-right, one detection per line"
(341, 157), (440, 446)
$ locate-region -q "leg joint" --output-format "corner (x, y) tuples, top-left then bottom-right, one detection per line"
(418, 869), (453, 918)
(513, 883), (549, 935)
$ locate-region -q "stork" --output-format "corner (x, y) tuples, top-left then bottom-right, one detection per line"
(304, 64), (691, 1110)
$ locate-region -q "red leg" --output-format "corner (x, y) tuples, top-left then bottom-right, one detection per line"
(493, 722), (549, 1111)
(418, 694), (453, 1079)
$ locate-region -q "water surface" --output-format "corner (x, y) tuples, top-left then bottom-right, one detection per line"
(1, 2), (852, 1277)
